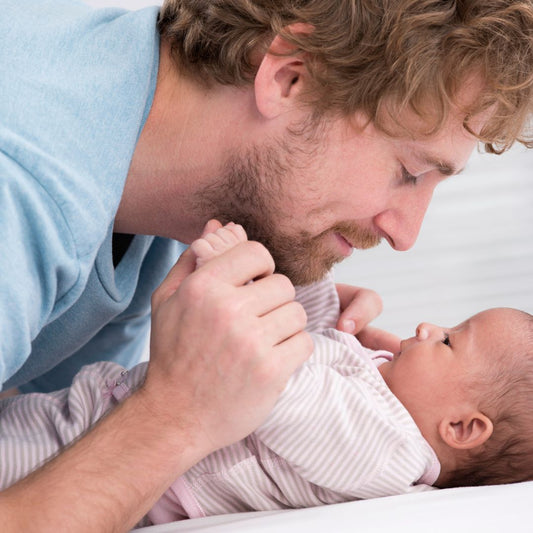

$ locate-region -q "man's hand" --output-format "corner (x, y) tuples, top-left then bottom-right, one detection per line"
(140, 228), (314, 455)
(335, 283), (383, 335)
(0, 221), (313, 532)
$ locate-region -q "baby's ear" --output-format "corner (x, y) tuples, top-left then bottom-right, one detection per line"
(439, 412), (493, 450)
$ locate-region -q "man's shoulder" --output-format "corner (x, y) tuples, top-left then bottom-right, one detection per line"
(0, 0), (161, 253)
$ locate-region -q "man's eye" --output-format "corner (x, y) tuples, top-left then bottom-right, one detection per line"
(442, 334), (450, 346)
(401, 166), (419, 186)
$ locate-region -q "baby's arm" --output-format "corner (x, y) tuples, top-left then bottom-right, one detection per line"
(357, 325), (401, 354)
(335, 284), (400, 353)
(191, 222), (248, 268)
(0, 361), (146, 491)
(336, 283), (383, 334)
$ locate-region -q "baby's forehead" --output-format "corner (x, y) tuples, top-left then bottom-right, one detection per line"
(472, 307), (529, 327)
(470, 307), (531, 352)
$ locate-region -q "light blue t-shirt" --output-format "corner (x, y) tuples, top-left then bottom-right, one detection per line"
(0, 0), (185, 392)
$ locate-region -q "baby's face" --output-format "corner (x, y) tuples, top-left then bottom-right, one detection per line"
(378, 308), (520, 440)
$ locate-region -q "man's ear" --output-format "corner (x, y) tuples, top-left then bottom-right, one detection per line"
(439, 412), (494, 450)
(254, 23), (313, 119)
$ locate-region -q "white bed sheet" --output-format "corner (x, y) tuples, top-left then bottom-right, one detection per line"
(140, 481), (533, 532)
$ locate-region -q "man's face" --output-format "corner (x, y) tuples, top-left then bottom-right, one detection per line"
(196, 101), (482, 285)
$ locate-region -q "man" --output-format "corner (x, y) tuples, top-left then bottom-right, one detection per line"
(1, 0), (532, 530)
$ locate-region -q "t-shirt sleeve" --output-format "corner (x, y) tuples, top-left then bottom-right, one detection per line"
(0, 156), (80, 386)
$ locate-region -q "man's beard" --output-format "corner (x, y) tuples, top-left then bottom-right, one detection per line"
(192, 137), (380, 286)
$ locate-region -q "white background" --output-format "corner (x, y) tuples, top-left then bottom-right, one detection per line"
(87, 0), (533, 338)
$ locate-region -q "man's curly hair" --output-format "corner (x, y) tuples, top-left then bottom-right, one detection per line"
(158, 0), (533, 153)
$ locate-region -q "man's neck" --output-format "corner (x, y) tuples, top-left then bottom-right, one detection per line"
(113, 40), (256, 243)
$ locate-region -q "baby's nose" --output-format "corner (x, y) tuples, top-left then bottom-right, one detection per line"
(415, 322), (439, 340)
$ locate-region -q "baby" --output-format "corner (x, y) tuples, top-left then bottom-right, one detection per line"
(0, 223), (532, 526)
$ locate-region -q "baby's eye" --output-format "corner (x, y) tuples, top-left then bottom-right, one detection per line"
(442, 333), (450, 346)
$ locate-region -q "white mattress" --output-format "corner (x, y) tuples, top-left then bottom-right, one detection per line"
(141, 481), (533, 532)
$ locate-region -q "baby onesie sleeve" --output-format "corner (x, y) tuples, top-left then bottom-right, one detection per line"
(254, 331), (435, 498)
(0, 360), (148, 490)
(0, 157), (80, 387)
(294, 272), (340, 332)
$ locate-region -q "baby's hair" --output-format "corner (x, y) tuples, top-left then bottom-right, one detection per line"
(444, 309), (533, 488)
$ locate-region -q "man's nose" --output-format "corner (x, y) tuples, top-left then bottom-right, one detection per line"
(373, 189), (434, 251)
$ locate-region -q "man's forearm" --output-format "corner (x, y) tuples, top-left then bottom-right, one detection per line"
(0, 389), (207, 533)
(0, 237), (312, 531)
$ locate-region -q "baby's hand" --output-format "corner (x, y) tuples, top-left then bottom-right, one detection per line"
(191, 222), (248, 269)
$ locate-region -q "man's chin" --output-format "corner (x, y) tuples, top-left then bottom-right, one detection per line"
(273, 252), (343, 286)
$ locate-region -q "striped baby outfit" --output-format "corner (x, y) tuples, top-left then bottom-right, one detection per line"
(146, 327), (439, 524)
(0, 275), (439, 526)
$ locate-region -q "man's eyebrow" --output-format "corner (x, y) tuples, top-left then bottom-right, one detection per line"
(418, 152), (465, 177)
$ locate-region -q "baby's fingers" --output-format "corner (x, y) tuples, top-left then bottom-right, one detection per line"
(336, 284), (383, 334)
